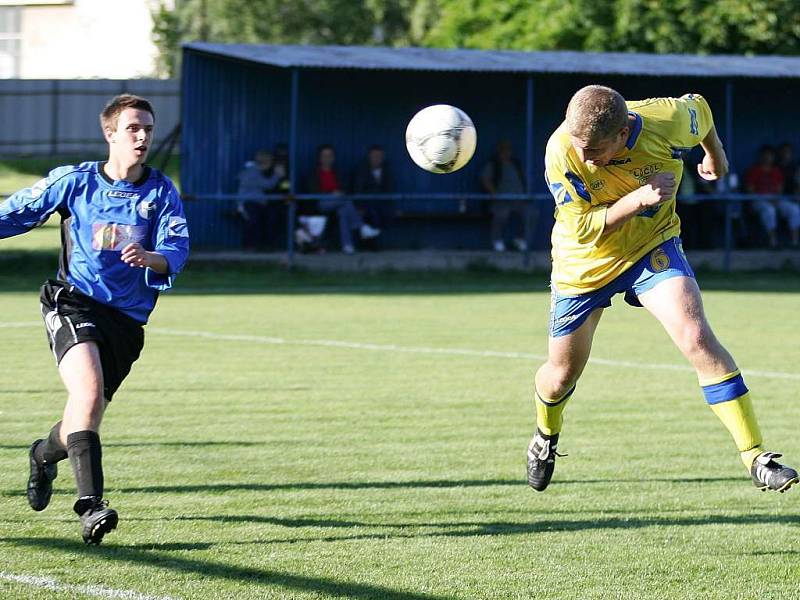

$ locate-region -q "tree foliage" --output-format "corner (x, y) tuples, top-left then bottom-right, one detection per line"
(421, 0), (800, 55)
(151, 0), (800, 77)
(151, 0), (422, 77)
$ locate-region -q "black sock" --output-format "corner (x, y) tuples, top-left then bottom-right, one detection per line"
(34, 421), (68, 465)
(67, 430), (104, 511)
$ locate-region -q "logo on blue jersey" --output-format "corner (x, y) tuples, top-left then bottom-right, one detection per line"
(108, 190), (141, 200)
(92, 223), (147, 251)
(137, 200), (156, 219)
(168, 216), (189, 238)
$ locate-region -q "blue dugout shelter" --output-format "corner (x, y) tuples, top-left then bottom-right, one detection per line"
(181, 43), (800, 255)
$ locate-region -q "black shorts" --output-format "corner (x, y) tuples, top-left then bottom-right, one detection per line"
(40, 279), (144, 401)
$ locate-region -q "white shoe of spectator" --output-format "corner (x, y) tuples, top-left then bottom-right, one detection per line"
(493, 240), (506, 252)
(343, 244), (355, 254)
(360, 224), (381, 239)
(513, 238), (528, 252)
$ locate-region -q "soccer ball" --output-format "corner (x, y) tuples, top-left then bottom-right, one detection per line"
(405, 104), (477, 174)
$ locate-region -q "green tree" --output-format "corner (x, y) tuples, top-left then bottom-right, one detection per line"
(420, 0), (800, 55)
(152, 0), (423, 77)
(152, 0), (800, 77)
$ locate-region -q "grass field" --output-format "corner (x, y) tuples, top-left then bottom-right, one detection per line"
(1, 233), (799, 598)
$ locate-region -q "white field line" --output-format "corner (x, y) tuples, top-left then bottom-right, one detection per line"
(0, 571), (177, 600)
(147, 327), (800, 382)
(0, 321), (40, 328)
(2, 321), (799, 381)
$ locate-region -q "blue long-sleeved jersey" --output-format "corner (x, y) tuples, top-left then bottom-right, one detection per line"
(0, 161), (190, 323)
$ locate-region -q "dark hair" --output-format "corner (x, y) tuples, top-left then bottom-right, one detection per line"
(100, 94), (154, 131)
(759, 145), (776, 155)
(368, 144), (384, 152)
(316, 144), (335, 161)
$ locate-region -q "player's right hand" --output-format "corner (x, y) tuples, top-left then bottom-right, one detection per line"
(635, 172), (676, 207)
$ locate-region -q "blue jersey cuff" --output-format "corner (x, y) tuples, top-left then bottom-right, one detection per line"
(145, 267), (175, 291)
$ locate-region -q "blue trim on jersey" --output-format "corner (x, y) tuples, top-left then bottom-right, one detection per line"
(702, 375), (749, 405)
(0, 161), (190, 323)
(626, 112), (643, 150)
(565, 172), (591, 202)
(549, 237), (694, 337)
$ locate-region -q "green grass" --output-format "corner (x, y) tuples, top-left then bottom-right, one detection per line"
(0, 257), (799, 599)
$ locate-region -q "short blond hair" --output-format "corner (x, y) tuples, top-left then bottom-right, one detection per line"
(565, 85), (627, 142)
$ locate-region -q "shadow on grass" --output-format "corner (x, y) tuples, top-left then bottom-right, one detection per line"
(111, 475), (743, 495)
(0, 536), (455, 600)
(5, 510), (800, 557)
(0, 475), (747, 499)
(0, 441), (268, 452)
(169, 511), (800, 545)
(0, 386), (310, 396)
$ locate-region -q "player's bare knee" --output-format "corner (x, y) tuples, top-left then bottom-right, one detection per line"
(677, 322), (716, 360)
(541, 363), (580, 398)
(67, 393), (105, 422)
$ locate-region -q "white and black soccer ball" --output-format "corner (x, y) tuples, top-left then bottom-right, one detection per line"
(405, 104), (477, 174)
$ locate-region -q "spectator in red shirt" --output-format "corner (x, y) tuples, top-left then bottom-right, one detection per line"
(745, 145), (799, 248)
(308, 144), (380, 254)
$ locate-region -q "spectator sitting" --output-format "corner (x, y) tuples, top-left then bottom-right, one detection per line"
(777, 142), (800, 197)
(352, 144), (394, 235)
(745, 145), (800, 248)
(237, 150), (283, 250)
(480, 140), (536, 252)
(272, 143), (291, 193)
(308, 144), (380, 254)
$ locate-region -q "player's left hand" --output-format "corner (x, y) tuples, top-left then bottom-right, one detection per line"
(120, 243), (152, 268)
(697, 152), (729, 181)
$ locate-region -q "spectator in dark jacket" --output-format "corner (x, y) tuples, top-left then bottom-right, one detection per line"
(352, 144), (394, 232)
(777, 142), (799, 196)
(480, 140), (536, 252)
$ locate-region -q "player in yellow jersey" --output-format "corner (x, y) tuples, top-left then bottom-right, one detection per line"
(527, 85), (798, 493)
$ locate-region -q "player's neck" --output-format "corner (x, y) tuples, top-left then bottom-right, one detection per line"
(104, 159), (144, 183)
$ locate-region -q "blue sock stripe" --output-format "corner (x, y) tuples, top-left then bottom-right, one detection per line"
(536, 385), (576, 407)
(701, 374), (749, 405)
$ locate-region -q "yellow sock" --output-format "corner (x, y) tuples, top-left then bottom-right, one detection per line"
(535, 385), (575, 436)
(701, 371), (762, 469)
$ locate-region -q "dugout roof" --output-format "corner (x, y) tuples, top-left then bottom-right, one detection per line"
(184, 42), (800, 79)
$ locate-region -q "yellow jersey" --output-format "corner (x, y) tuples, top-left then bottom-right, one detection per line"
(545, 94), (714, 295)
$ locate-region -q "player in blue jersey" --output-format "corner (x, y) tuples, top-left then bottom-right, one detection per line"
(0, 94), (190, 544)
